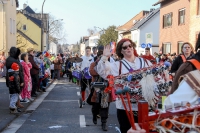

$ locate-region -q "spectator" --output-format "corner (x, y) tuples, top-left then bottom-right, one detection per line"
(0, 52), (6, 78)
(28, 48), (39, 97)
(6, 47), (24, 109)
(53, 54), (63, 80)
(20, 53), (33, 102)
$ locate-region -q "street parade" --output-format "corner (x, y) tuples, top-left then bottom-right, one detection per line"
(1, 0), (200, 133)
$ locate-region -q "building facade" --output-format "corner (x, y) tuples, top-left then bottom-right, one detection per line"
(116, 10), (149, 42)
(189, 0), (200, 47)
(16, 5), (49, 52)
(0, 0), (18, 55)
(131, 8), (160, 55)
(153, 0), (190, 54)
(88, 33), (100, 49)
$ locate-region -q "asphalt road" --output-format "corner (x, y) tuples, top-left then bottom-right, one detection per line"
(2, 78), (120, 133)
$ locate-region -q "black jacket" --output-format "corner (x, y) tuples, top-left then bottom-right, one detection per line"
(7, 69), (21, 94)
(6, 47), (24, 88)
(170, 54), (193, 73)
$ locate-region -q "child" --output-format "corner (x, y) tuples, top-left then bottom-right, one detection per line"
(8, 62), (21, 114)
(20, 53), (33, 103)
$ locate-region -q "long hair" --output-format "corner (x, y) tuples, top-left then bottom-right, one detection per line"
(116, 38), (136, 59)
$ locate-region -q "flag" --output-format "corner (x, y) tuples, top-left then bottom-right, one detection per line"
(110, 42), (116, 54)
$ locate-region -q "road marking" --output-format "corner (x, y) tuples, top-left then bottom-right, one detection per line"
(43, 100), (78, 102)
(2, 80), (58, 133)
(77, 92), (80, 96)
(79, 115), (86, 128)
(26, 80), (57, 111)
(76, 87), (79, 89)
(2, 114), (30, 133)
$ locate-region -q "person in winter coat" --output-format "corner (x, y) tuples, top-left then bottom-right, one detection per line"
(53, 55), (63, 80)
(28, 48), (39, 97)
(6, 47), (24, 110)
(20, 53), (33, 103)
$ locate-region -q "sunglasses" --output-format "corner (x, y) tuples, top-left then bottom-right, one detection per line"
(122, 44), (132, 50)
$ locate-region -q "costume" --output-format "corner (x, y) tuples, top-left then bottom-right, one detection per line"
(170, 54), (193, 73)
(20, 61), (32, 100)
(164, 70), (200, 107)
(170, 51), (200, 94)
(79, 55), (94, 101)
(96, 56), (152, 133)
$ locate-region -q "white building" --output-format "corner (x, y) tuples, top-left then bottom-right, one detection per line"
(131, 8), (160, 55)
(80, 43), (85, 56)
(88, 33), (100, 49)
(49, 42), (57, 55)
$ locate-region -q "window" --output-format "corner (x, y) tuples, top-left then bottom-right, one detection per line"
(178, 42), (184, 54)
(23, 25), (27, 30)
(179, 8), (185, 25)
(162, 42), (171, 53)
(198, 0), (200, 15)
(163, 13), (172, 28)
(13, 20), (15, 34)
(10, 18), (12, 34)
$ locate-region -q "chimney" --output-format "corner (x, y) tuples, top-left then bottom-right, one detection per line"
(23, 4), (27, 9)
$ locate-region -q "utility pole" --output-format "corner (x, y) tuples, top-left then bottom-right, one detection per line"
(41, 0), (46, 51)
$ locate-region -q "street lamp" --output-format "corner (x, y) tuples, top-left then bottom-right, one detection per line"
(41, 0), (46, 51)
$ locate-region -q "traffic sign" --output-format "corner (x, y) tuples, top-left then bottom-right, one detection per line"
(147, 43), (152, 48)
(141, 43), (146, 48)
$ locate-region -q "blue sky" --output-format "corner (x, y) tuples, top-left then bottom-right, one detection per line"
(18, 0), (159, 44)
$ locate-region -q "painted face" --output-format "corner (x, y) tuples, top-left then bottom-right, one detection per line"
(121, 41), (134, 58)
(182, 44), (192, 55)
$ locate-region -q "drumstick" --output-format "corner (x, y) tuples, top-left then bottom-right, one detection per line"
(123, 87), (136, 130)
(116, 89), (135, 129)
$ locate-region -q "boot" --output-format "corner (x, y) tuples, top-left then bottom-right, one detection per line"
(93, 116), (97, 125)
(17, 98), (24, 108)
(10, 108), (20, 114)
(101, 123), (107, 131)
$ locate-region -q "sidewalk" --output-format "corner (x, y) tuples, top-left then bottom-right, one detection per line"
(0, 78), (52, 132)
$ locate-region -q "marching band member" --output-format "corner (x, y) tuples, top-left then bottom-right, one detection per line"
(78, 46), (94, 104)
(170, 33), (200, 94)
(165, 33), (200, 105)
(96, 39), (152, 133)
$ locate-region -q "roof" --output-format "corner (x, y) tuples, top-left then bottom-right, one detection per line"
(24, 6), (35, 13)
(152, 0), (166, 6)
(116, 10), (149, 31)
(131, 8), (160, 30)
(24, 14), (42, 27)
(17, 30), (37, 45)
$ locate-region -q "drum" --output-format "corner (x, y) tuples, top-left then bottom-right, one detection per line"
(72, 70), (82, 80)
(83, 67), (91, 79)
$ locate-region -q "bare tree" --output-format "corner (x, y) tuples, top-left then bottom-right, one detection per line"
(49, 14), (67, 44)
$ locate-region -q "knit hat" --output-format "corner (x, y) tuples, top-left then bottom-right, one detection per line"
(45, 52), (50, 57)
(11, 63), (19, 71)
